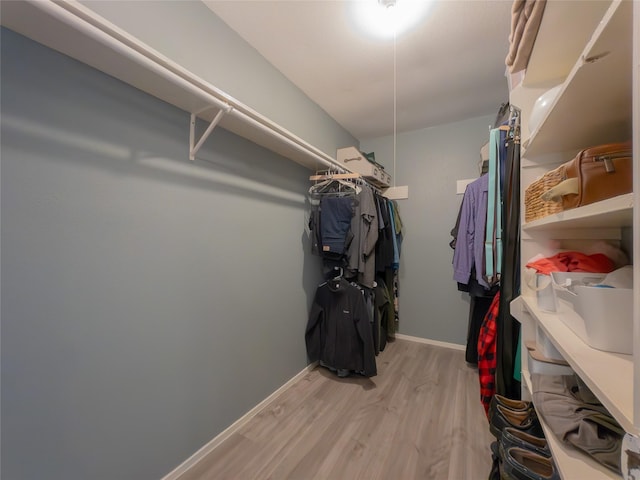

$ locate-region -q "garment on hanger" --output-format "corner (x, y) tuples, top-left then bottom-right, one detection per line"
(392, 270), (400, 329)
(389, 200), (403, 271)
(374, 279), (392, 353)
(319, 196), (355, 259)
(349, 281), (378, 355)
(346, 186), (378, 288)
(453, 174), (490, 288)
(496, 120), (522, 399)
(450, 200), (464, 251)
(375, 194), (394, 273)
(485, 128), (502, 285)
(305, 277), (377, 377)
(308, 177), (358, 259)
(306, 179), (403, 361)
(465, 266), (498, 364)
(478, 292), (500, 416)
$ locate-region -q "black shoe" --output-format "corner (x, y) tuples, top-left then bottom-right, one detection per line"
(488, 441), (501, 480)
(499, 447), (559, 480)
(500, 427), (550, 458)
(490, 404), (543, 439)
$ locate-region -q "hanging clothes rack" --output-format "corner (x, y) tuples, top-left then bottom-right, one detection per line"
(1, 0), (361, 177)
(309, 170), (383, 195)
(309, 172), (363, 181)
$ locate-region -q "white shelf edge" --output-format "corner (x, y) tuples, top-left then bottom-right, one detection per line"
(523, 0), (632, 158)
(521, 371), (621, 480)
(523, 193), (634, 231)
(517, 296), (636, 435)
(521, 1), (613, 88)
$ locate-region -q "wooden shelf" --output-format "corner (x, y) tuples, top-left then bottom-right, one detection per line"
(521, 371), (621, 479)
(516, 296), (636, 435)
(523, 0), (633, 158)
(523, 193), (634, 232)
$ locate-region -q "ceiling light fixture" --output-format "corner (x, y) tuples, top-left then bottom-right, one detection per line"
(349, 0), (422, 198)
(350, 0), (430, 39)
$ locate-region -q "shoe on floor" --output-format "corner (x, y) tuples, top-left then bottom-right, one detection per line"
(499, 447), (559, 480)
(500, 427), (550, 458)
(488, 441), (501, 480)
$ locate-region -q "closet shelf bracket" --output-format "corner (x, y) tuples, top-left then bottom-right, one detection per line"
(189, 104), (233, 161)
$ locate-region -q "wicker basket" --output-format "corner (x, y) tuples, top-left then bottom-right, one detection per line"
(524, 165), (566, 223)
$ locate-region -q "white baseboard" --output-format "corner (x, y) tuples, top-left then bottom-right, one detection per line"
(395, 333), (465, 351)
(163, 336), (463, 478)
(161, 361), (318, 480)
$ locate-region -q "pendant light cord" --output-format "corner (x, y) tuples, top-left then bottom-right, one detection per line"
(393, 17), (397, 187)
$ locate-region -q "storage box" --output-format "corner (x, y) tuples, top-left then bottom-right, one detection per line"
(336, 147), (391, 187)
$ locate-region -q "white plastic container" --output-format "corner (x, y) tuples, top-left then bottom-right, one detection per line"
(572, 286), (633, 354)
(535, 274), (556, 312)
(550, 272), (607, 311)
(529, 85), (562, 134)
(536, 324), (565, 361)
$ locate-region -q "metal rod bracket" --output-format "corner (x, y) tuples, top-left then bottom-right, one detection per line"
(189, 105), (233, 161)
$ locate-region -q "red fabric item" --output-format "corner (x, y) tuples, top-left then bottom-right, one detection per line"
(525, 251), (615, 275)
(478, 292), (499, 417)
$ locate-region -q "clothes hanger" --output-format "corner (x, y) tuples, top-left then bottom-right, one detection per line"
(332, 266), (344, 280)
(309, 177), (359, 196)
(319, 266), (344, 287)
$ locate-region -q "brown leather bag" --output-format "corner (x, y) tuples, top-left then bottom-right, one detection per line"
(561, 141), (632, 210)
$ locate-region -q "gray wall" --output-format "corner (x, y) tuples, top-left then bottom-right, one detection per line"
(1, 2), (501, 477)
(80, 0), (358, 156)
(1, 28), (325, 480)
(362, 115), (495, 345)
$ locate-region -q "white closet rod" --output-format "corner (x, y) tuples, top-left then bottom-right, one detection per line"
(32, 0), (350, 174)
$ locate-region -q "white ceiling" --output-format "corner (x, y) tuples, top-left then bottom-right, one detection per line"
(203, 0), (512, 140)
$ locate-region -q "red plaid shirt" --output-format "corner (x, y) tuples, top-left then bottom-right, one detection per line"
(478, 292), (499, 417)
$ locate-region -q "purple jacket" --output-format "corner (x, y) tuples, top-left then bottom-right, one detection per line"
(453, 174), (489, 288)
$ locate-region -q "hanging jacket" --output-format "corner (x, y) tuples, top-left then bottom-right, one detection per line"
(453, 174), (490, 288)
(305, 278), (377, 377)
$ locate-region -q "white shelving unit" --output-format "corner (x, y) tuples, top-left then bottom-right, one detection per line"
(522, 1), (612, 88)
(520, 367), (620, 480)
(510, 0), (638, 478)
(522, 0), (633, 157)
(523, 193), (633, 232)
(515, 296), (634, 434)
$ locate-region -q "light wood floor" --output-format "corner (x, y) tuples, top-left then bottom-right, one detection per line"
(179, 339), (494, 480)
